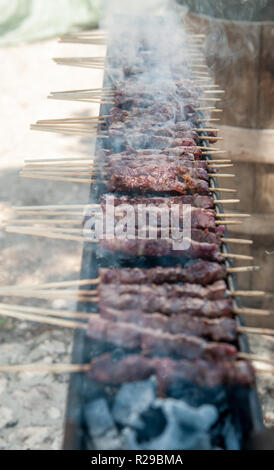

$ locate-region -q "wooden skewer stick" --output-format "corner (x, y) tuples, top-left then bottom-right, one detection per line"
(221, 253), (254, 261)
(30, 126), (109, 137)
(21, 171), (97, 177)
(234, 308), (270, 316)
(208, 173), (234, 178)
(215, 221), (243, 226)
(37, 117), (106, 124)
(198, 137), (224, 141)
(13, 204), (99, 211)
(221, 238), (253, 245)
(24, 157), (98, 163)
(0, 302), (91, 319)
(238, 352), (274, 365)
(5, 226), (98, 243)
(193, 128), (220, 132)
(0, 290), (99, 301)
(0, 278), (99, 290)
(215, 213), (250, 218)
(6, 219), (82, 226)
(59, 39), (106, 45)
(0, 364), (90, 374)
(231, 290), (265, 297)
(227, 266), (260, 273)
(203, 90), (225, 94)
(197, 118), (221, 122)
(199, 98), (222, 102)
(210, 188), (237, 193)
(0, 309), (88, 330)
(238, 327), (274, 336)
(208, 165), (233, 169)
(194, 107), (223, 112)
(214, 200), (240, 204)
(202, 151), (227, 155)
(198, 146), (222, 150)
(21, 174), (97, 183)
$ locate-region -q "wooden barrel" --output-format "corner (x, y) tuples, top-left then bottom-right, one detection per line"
(181, 5), (274, 324)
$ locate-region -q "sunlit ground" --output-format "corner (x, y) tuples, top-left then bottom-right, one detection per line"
(0, 35), (105, 449)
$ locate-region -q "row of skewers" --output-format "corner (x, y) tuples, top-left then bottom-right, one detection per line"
(1, 27), (273, 394)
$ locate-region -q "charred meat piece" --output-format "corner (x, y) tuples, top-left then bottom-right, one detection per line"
(99, 286), (233, 318)
(99, 262), (227, 285)
(106, 171), (210, 195)
(99, 194), (215, 210)
(88, 354), (255, 389)
(106, 162), (209, 183)
(99, 280), (228, 301)
(102, 307), (238, 342)
(99, 238), (224, 262)
(87, 316), (237, 361)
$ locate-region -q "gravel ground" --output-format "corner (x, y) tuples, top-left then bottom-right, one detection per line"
(0, 36), (273, 450)
(0, 37), (104, 450)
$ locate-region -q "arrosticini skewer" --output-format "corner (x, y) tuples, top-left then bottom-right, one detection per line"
(0, 304), (273, 381)
(5, 205), (254, 259)
(48, 86), (225, 104)
(0, 355), (273, 390)
(10, 210), (248, 245)
(30, 119), (109, 137)
(59, 31), (107, 45)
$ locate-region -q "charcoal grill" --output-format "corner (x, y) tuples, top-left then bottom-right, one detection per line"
(62, 29), (265, 450)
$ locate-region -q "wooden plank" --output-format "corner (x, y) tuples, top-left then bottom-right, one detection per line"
(185, 12), (261, 128)
(219, 125), (274, 164)
(258, 24), (274, 129)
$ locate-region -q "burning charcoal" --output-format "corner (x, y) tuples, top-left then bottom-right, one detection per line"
(93, 429), (124, 451)
(222, 416), (241, 450)
(121, 399), (218, 450)
(112, 377), (157, 429)
(84, 398), (117, 438)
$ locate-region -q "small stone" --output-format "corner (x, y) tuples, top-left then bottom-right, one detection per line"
(84, 399), (116, 438)
(0, 407), (13, 429)
(113, 378), (157, 428)
(48, 407), (61, 420)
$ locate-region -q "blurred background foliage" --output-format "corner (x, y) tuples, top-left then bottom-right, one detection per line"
(0, 0), (103, 46)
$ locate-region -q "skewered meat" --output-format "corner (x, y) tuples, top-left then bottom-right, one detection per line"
(111, 132), (200, 150)
(88, 354), (255, 389)
(106, 171), (210, 195)
(100, 203), (221, 232)
(109, 123), (199, 142)
(86, 316), (237, 361)
(105, 154), (212, 170)
(109, 145), (203, 160)
(99, 194), (215, 210)
(99, 238), (224, 262)
(99, 262), (227, 286)
(99, 287), (232, 317)
(99, 280), (228, 301)
(101, 307), (237, 342)
(106, 161), (209, 183)
(109, 104), (190, 125)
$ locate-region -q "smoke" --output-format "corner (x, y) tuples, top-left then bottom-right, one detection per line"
(99, 0), (206, 135)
